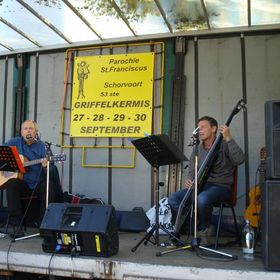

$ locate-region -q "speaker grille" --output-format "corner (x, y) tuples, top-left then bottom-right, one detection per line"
(273, 130), (280, 177)
(265, 100), (280, 179)
(262, 180), (280, 270)
(272, 102), (280, 127)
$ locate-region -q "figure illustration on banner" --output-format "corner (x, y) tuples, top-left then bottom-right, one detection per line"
(77, 60), (90, 99)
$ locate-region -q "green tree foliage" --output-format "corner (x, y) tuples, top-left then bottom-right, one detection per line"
(3, 0), (210, 31)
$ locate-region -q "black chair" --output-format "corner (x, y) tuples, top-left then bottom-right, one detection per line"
(5, 195), (40, 233)
(5, 164), (63, 232)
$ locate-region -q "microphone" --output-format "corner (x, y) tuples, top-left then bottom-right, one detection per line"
(26, 134), (37, 142)
(192, 127), (200, 135)
(45, 141), (61, 147)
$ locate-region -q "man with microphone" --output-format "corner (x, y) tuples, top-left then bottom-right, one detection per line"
(168, 116), (245, 246)
(2, 120), (58, 238)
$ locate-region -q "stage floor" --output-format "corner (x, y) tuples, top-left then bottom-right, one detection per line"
(0, 227), (279, 279)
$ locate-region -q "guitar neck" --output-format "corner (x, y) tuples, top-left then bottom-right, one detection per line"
(21, 154), (66, 168)
(23, 158), (44, 167)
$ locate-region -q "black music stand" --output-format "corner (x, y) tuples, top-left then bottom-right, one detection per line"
(131, 134), (188, 252)
(0, 146), (25, 173)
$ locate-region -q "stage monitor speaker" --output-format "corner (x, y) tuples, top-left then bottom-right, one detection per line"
(262, 180), (280, 270)
(39, 203), (119, 257)
(265, 100), (280, 179)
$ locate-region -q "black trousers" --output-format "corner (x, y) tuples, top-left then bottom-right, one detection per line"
(5, 178), (56, 225)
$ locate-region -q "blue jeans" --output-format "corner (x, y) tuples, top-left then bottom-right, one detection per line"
(168, 183), (231, 229)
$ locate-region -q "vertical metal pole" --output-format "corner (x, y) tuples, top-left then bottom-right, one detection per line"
(168, 37), (187, 195)
(194, 37), (199, 124)
(46, 161), (50, 208)
(34, 52), (40, 122)
(108, 47), (114, 205)
(0, 56), (9, 206)
(14, 53), (26, 136)
(240, 33), (250, 208)
(154, 166), (160, 245)
(68, 51), (76, 194)
(193, 138), (199, 239)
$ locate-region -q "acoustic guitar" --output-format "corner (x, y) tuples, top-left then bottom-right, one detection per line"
(244, 147), (266, 228)
(0, 153), (66, 189)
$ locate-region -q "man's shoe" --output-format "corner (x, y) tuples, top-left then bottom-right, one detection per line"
(160, 235), (185, 249)
(160, 240), (180, 249)
(10, 227), (25, 239)
(199, 224), (215, 246)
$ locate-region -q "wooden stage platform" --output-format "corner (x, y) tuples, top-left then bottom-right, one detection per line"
(0, 226), (279, 280)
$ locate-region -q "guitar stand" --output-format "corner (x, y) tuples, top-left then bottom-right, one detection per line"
(130, 135), (188, 252)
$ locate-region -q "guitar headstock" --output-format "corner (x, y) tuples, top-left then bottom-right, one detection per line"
(225, 99), (247, 126)
(232, 99), (247, 116)
(50, 153), (66, 163)
(260, 146), (266, 162)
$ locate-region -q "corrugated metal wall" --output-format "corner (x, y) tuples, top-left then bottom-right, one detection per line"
(183, 34), (280, 215)
(0, 33), (279, 216)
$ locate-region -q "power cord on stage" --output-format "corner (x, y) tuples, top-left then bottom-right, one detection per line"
(5, 166), (44, 274)
(47, 252), (55, 277)
(70, 247), (77, 280)
(194, 246), (237, 262)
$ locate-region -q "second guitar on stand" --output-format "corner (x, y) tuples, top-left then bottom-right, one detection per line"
(244, 147), (266, 228)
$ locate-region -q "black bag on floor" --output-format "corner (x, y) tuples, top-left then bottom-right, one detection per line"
(117, 207), (150, 232)
(63, 192), (104, 205)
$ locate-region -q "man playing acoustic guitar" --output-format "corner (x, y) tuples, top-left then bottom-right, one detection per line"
(2, 120), (61, 238)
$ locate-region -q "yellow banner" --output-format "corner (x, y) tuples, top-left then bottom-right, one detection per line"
(70, 53), (154, 137)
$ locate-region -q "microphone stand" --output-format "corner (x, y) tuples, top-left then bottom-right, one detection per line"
(192, 132), (199, 246)
(190, 132), (236, 258)
(14, 142), (55, 241)
(45, 142), (52, 210)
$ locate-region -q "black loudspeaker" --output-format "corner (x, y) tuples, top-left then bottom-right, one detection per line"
(118, 207), (150, 232)
(265, 100), (280, 179)
(39, 203), (119, 257)
(262, 180), (280, 270)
